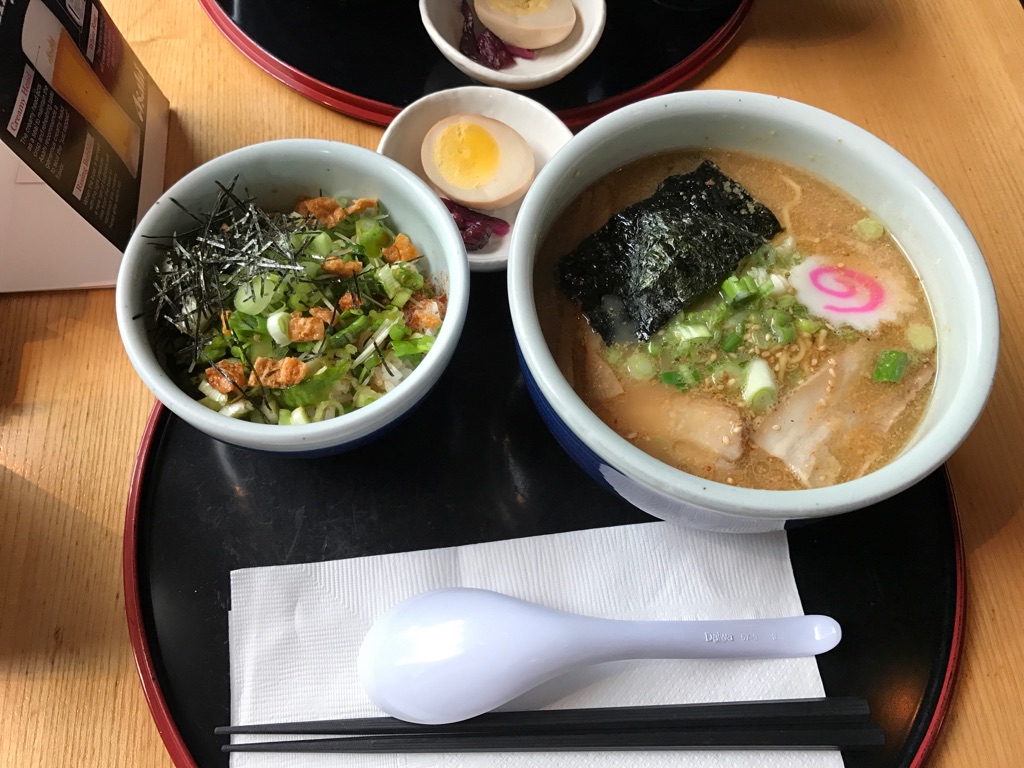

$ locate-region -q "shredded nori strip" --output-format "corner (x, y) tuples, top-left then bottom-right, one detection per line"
(556, 160), (782, 343)
(145, 178), (316, 375)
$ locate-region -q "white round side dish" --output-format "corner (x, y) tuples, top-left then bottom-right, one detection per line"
(117, 139), (470, 455)
(419, 0), (606, 91)
(378, 86), (573, 272)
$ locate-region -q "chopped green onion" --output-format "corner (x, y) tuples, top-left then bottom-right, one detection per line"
(672, 324), (714, 342)
(375, 264), (403, 299)
(276, 362), (351, 408)
(266, 311), (291, 346)
(795, 317), (822, 334)
(197, 379), (229, 405)
(298, 258), (322, 278)
(393, 265), (425, 291)
(625, 352), (657, 380)
(659, 364), (702, 392)
(853, 217), (885, 241)
(907, 324), (936, 352)
(313, 399), (342, 422)
(353, 316), (399, 367)
(355, 218), (392, 259)
(331, 314), (370, 347)
(708, 359), (744, 386)
(721, 276), (744, 302)
(762, 309), (796, 345)
(721, 332), (744, 353)
(353, 384), (381, 408)
(392, 335), (435, 358)
(249, 336), (274, 360)
(774, 292), (796, 309)
(228, 310), (268, 343)
(286, 280), (320, 311)
(202, 334), (231, 362)
(290, 230), (333, 257)
(219, 400), (254, 419)
(392, 288), (413, 308)
(873, 350), (910, 383)
(233, 273), (281, 315)
(742, 358), (778, 411)
(721, 274), (759, 305)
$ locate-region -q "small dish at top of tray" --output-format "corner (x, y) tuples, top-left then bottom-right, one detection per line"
(198, 0), (754, 128)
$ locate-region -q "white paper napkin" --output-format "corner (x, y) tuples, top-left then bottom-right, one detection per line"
(228, 521), (844, 768)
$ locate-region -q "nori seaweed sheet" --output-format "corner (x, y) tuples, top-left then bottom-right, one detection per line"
(556, 160), (782, 343)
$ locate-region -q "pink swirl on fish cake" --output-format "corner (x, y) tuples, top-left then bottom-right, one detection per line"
(809, 266), (885, 313)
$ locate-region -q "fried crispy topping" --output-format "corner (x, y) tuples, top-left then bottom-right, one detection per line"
(309, 306), (337, 325)
(403, 290), (446, 334)
(337, 292), (362, 312)
(294, 196), (345, 228)
(249, 356), (307, 388)
(205, 361), (246, 394)
(322, 258), (363, 278)
(382, 233), (419, 263)
(288, 312), (326, 342)
(344, 198), (378, 215)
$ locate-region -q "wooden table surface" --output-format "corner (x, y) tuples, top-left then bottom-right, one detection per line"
(2, 0), (1022, 764)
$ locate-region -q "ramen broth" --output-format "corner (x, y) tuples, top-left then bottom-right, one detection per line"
(536, 150), (936, 490)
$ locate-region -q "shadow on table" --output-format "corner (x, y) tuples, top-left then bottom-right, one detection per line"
(739, 0), (885, 48)
(0, 464), (120, 667)
(161, 109), (198, 189)
(0, 290), (91, 428)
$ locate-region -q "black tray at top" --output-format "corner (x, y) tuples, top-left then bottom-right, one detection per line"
(198, 0), (754, 128)
(125, 271), (963, 768)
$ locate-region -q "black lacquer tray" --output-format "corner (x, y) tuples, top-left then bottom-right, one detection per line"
(197, 0), (754, 128)
(125, 271), (963, 768)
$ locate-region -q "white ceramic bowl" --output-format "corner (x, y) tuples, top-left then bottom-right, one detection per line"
(419, 0), (606, 91)
(117, 139), (470, 454)
(507, 90), (1000, 532)
(378, 86), (573, 272)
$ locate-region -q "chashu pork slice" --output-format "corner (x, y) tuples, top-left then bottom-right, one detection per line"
(605, 380), (746, 471)
(752, 342), (933, 488)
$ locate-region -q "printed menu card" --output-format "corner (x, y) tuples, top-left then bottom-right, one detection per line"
(0, 0), (168, 292)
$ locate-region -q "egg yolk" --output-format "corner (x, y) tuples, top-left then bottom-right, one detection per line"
(484, 0), (551, 15)
(431, 121), (501, 190)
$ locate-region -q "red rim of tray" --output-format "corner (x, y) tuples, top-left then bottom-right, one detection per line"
(908, 468), (966, 768)
(123, 404), (198, 768)
(124, 400), (966, 767)
(196, 0), (756, 130)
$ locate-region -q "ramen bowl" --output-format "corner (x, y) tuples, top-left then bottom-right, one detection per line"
(117, 139), (469, 455)
(507, 90), (999, 532)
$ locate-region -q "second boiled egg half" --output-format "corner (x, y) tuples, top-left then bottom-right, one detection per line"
(473, 0), (578, 50)
(420, 114), (535, 211)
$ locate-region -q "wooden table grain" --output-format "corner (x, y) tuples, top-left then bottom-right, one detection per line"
(1, 0), (1022, 765)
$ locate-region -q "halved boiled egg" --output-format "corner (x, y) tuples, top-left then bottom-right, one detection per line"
(473, 0), (577, 50)
(420, 114), (535, 211)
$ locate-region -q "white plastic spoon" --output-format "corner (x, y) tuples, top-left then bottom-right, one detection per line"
(358, 588), (841, 724)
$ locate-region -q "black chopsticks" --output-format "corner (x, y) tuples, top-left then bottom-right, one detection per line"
(217, 697), (885, 753)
